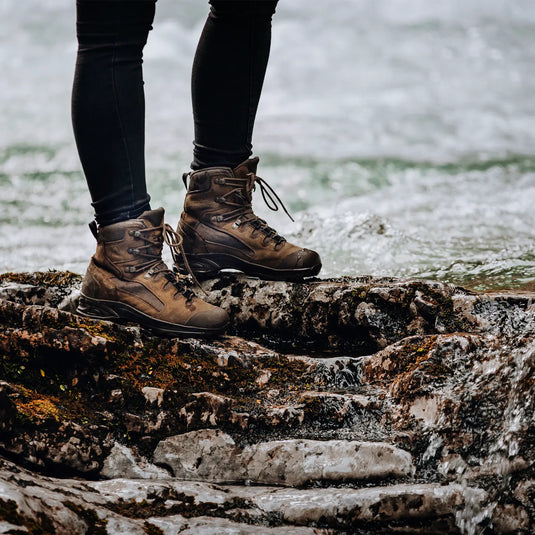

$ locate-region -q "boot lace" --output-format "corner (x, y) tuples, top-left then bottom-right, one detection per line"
(209, 171), (294, 247)
(126, 224), (202, 300)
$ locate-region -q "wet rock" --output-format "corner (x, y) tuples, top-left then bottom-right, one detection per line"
(147, 515), (330, 534)
(201, 275), (474, 354)
(100, 443), (171, 480)
(251, 483), (486, 530)
(153, 429), (242, 482)
(142, 386), (165, 406)
(514, 479), (535, 510)
(179, 392), (237, 428)
(491, 503), (531, 534)
(1, 271), (535, 533)
(0, 455), (487, 535)
(154, 429), (414, 485)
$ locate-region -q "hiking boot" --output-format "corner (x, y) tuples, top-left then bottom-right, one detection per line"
(77, 207), (229, 336)
(176, 157), (322, 281)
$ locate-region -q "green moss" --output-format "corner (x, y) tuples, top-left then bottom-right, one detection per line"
(108, 339), (259, 397)
(5, 381), (113, 434)
(67, 319), (118, 341)
(16, 395), (63, 422)
(350, 286), (370, 300)
(257, 355), (309, 390)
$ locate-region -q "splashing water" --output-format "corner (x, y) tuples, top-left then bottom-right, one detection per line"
(1, 0), (534, 290)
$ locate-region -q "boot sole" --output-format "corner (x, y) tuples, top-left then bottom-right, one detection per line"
(77, 294), (227, 337)
(176, 253), (322, 281)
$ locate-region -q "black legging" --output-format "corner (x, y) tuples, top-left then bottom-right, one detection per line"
(72, 0), (278, 226)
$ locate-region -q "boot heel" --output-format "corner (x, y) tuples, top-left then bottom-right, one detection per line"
(77, 295), (120, 321)
(175, 256), (221, 280)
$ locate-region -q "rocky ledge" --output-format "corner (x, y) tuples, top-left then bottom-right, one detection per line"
(0, 271), (533, 534)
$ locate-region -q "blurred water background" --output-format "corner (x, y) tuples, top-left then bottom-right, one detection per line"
(1, 0), (534, 290)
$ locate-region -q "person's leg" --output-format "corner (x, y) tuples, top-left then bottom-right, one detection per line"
(73, 0), (228, 335)
(72, 0), (154, 226)
(191, 0), (279, 170)
(177, 0), (322, 281)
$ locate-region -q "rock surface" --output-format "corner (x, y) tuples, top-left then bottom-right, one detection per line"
(0, 270), (534, 534)
(153, 429), (414, 485)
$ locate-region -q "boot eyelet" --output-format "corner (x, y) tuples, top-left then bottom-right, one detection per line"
(215, 178), (226, 185)
(215, 196), (224, 203)
(134, 231), (141, 238)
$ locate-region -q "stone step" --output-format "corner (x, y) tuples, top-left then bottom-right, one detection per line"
(2, 272), (534, 532)
(200, 274), (474, 353)
(0, 271), (477, 354)
(145, 516), (333, 535)
(152, 429), (414, 486)
(90, 478), (487, 534)
(164, 390), (383, 434)
(0, 455), (487, 534)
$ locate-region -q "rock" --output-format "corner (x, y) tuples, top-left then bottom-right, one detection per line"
(142, 386), (165, 406)
(514, 479), (535, 509)
(146, 515), (330, 534)
(179, 392), (237, 427)
(491, 503), (531, 534)
(1, 271), (535, 533)
(154, 429), (243, 482)
(201, 275), (475, 354)
(154, 430), (414, 486)
(0, 521), (27, 534)
(101, 443), (171, 480)
(241, 439), (413, 486)
(251, 483), (487, 530)
(0, 457), (486, 534)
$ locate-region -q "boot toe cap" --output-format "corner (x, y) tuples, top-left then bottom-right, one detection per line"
(186, 306), (229, 332)
(282, 248), (322, 271)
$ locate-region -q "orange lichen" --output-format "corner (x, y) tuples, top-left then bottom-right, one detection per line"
(11, 385), (67, 422)
(395, 337), (438, 376)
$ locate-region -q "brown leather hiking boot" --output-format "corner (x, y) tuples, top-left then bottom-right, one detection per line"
(77, 208), (229, 336)
(176, 158), (322, 281)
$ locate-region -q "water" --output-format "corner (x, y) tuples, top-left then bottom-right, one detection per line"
(1, 0), (534, 290)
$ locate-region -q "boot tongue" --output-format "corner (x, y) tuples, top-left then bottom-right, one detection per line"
(137, 208), (165, 260)
(232, 158), (259, 204)
(139, 207), (165, 228)
(233, 157), (259, 178)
